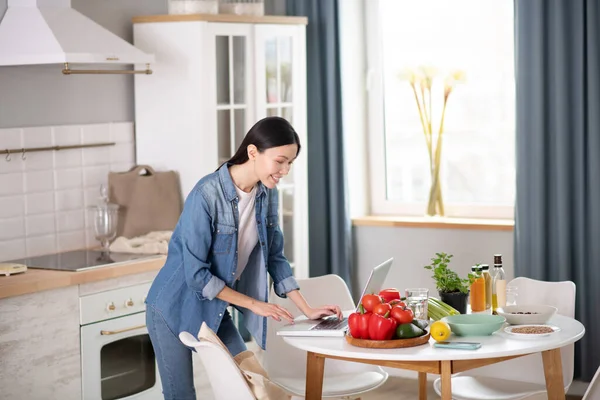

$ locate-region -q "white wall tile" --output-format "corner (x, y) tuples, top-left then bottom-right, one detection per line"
(0, 122), (129, 257)
(24, 170), (55, 193)
(26, 235), (57, 257)
(110, 143), (134, 164)
(54, 149), (82, 169)
(84, 187), (101, 208)
(0, 239), (26, 261)
(22, 126), (53, 148)
(53, 126), (82, 146)
(0, 196), (25, 218)
(57, 210), (85, 232)
(110, 122), (134, 143)
(0, 154), (25, 173)
(86, 227), (99, 249)
(82, 147), (111, 166)
(25, 214), (56, 236)
(82, 124), (110, 144)
(55, 169), (82, 190)
(55, 189), (83, 211)
(0, 217), (24, 240)
(58, 231), (86, 252)
(83, 166), (109, 189)
(110, 163), (134, 173)
(0, 128), (23, 148)
(22, 151), (54, 171)
(26, 192), (55, 215)
(0, 173), (24, 196)
(0, 128), (24, 173)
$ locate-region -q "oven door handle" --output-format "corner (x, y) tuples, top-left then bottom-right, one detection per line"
(100, 324), (146, 336)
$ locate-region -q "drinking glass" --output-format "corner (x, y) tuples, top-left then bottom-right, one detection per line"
(405, 288), (429, 320)
(506, 285), (518, 306)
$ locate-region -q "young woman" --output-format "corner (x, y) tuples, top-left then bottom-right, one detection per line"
(145, 117), (342, 399)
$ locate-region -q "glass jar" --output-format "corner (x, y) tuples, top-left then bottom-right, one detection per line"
(469, 266), (486, 312)
(506, 285), (518, 306)
(87, 185), (120, 253)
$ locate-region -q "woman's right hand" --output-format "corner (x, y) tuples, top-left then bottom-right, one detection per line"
(251, 301), (295, 324)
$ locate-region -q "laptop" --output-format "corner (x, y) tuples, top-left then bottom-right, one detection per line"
(277, 257), (393, 337)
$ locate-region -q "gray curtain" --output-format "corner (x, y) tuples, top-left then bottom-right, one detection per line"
(515, 0), (600, 381)
(285, 0), (353, 290)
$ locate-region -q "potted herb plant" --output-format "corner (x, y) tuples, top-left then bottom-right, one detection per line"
(424, 252), (475, 314)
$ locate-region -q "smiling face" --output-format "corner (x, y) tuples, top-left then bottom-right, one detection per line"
(248, 144), (298, 188)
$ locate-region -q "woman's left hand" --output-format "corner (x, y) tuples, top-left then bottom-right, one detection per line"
(304, 305), (343, 320)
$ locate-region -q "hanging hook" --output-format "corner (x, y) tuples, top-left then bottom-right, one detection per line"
(21, 148), (26, 161)
(5, 150), (10, 162)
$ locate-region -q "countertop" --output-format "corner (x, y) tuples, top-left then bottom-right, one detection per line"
(0, 256), (166, 300)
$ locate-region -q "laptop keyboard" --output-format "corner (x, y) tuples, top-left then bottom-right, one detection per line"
(310, 317), (348, 331)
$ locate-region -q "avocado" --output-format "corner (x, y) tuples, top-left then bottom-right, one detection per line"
(411, 319), (429, 331)
(396, 322), (425, 339)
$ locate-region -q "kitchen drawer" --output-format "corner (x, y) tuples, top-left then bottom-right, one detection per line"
(80, 282), (151, 325)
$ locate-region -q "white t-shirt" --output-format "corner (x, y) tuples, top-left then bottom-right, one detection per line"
(234, 184), (258, 280)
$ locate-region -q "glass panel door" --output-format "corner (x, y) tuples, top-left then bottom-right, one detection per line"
(254, 24), (307, 279)
(215, 34), (250, 165)
(100, 335), (155, 400)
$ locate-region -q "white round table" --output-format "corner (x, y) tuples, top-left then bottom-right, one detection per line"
(282, 314), (585, 400)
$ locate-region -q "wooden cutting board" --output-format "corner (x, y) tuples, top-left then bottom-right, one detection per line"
(346, 328), (430, 349)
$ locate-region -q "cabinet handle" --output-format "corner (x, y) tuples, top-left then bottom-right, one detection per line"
(107, 302), (116, 311)
(100, 324), (146, 336)
(126, 299), (134, 307)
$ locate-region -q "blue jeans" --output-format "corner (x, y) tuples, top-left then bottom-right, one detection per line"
(146, 305), (247, 400)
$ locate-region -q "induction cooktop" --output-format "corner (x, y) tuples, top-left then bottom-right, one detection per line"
(6, 250), (160, 272)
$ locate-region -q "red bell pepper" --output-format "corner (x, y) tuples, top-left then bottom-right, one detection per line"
(368, 312), (397, 340)
(348, 305), (371, 339)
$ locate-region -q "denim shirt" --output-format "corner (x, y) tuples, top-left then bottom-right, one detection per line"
(145, 163), (299, 349)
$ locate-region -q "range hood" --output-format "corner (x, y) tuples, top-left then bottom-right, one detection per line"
(0, 0), (154, 74)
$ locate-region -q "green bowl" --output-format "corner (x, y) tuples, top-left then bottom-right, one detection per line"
(441, 314), (506, 336)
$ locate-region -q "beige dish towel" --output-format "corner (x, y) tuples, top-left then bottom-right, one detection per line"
(198, 323), (292, 400)
(109, 231), (172, 254)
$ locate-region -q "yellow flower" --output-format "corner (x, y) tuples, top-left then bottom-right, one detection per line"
(418, 66), (437, 89)
(444, 69), (466, 98)
(397, 67), (420, 85)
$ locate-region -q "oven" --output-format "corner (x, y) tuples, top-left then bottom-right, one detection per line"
(80, 282), (162, 400)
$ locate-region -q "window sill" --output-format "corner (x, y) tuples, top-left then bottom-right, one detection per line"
(352, 216), (514, 231)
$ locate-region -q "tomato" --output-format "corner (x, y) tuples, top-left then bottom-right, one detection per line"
(389, 299), (407, 308)
(379, 288), (401, 303)
(372, 302), (392, 316)
(361, 294), (383, 312)
(390, 305), (414, 324)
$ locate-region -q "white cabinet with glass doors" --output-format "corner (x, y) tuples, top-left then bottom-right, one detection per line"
(133, 14), (308, 280)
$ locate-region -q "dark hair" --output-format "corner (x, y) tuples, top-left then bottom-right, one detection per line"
(226, 117), (301, 166)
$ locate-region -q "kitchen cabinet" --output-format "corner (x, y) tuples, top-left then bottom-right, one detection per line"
(132, 14), (309, 280)
(0, 268), (160, 400)
(0, 286), (82, 400)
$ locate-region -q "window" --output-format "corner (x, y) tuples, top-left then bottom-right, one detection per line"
(365, 0), (515, 219)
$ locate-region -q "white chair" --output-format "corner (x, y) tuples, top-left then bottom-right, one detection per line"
(582, 364), (600, 400)
(433, 277), (576, 400)
(179, 331), (256, 400)
(265, 274), (389, 399)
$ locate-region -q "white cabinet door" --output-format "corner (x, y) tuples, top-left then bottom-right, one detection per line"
(254, 24), (308, 279)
